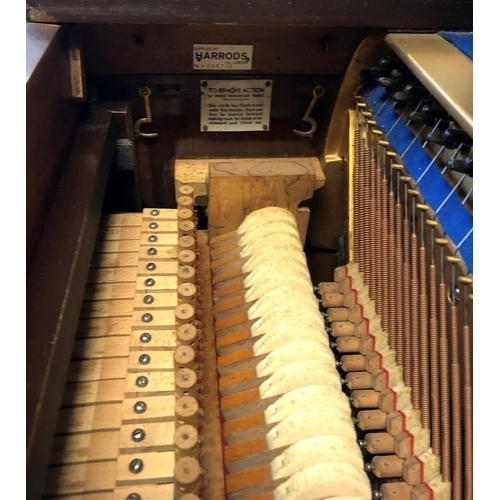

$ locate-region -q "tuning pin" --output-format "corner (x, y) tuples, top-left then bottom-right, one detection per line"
(420, 103), (449, 121)
(378, 77), (403, 92)
(442, 128), (473, 147)
(369, 66), (393, 78)
(407, 111), (436, 126)
(390, 67), (413, 82)
(401, 83), (429, 99)
(446, 157), (473, 177)
(425, 129), (461, 149)
(378, 57), (401, 70)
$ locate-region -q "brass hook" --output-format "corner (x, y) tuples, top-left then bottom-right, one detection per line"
(293, 85), (326, 139)
(134, 85), (158, 139)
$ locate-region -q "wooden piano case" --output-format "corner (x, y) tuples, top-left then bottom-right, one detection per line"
(26, 2), (473, 499)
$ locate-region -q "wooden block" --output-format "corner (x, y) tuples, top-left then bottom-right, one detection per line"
(84, 282), (136, 301)
(97, 225), (142, 241)
(87, 267), (138, 284)
(225, 464), (272, 494)
(364, 432), (395, 454)
(132, 309), (176, 328)
(133, 291), (178, 310)
(100, 213), (143, 227)
(140, 232), (178, 246)
(91, 251), (139, 269)
(213, 281), (245, 299)
(141, 219), (178, 233)
(128, 350), (174, 371)
(135, 275), (178, 292)
(356, 409), (387, 431)
(79, 299), (134, 318)
(221, 388), (260, 412)
(224, 437), (267, 463)
(224, 413), (266, 436)
(44, 460), (116, 496)
(122, 395), (177, 423)
(216, 329), (252, 349)
(380, 481), (413, 499)
(125, 371), (175, 397)
(94, 238), (142, 254)
(142, 208), (178, 220)
(138, 245), (178, 260)
(129, 329), (177, 350)
(119, 421), (176, 452)
(62, 379), (125, 406)
(67, 357), (129, 382)
(371, 455), (404, 478)
(135, 260), (179, 275)
(56, 403), (122, 433)
(72, 335), (130, 359)
(113, 484), (174, 499)
(115, 451), (175, 485)
(207, 158), (316, 239)
(50, 430), (120, 464)
(344, 371), (372, 390)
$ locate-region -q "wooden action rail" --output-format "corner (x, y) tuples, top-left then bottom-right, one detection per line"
(42, 200), (209, 500)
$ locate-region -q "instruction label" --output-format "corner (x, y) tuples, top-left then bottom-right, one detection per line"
(200, 79), (272, 132)
(193, 44), (253, 71)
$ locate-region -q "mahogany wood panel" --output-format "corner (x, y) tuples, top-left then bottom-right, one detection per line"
(26, 23), (80, 270)
(81, 25), (361, 75)
(27, 0), (472, 30)
(89, 74), (340, 208)
(26, 110), (116, 500)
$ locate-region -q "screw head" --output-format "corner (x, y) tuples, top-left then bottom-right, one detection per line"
(147, 247), (157, 255)
(148, 235), (158, 243)
(131, 428), (146, 442)
(146, 262), (156, 271)
(144, 278), (155, 287)
(129, 458), (144, 474)
(139, 354), (151, 365)
(149, 222), (158, 229)
(136, 376), (148, 388)
(141, 313), (153, 323)
(127, 494), (142, 500)
(151, 209), (159, 216)
(133, 401), (147, 413)
(143, 294), (154, 304)
(140, 332), (151, 343)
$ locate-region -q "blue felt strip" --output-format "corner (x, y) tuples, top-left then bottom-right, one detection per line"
(438, 31), (473, 60)
(362, 86), (473, 274)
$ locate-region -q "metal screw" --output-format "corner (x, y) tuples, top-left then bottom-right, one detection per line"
(129, 458), (144, 474)
(136, 376), (148, 388)
(149, 222), (158, 229)
(148, 235), (157, 242)
(133, 401), (147, 413)
(143, 295), (154, 304)
(147, 247), (157, 255)
(139, 354), (151, 365)
(365, 462), (374, 472)
(145, 278), (155, 287)
(131, 428), (146, 442)
(141, 313), (153, 323)
(140, 332), (151, 343)
(151, 209), (159, 216)
(127, 494), (142, 500)
(146, 262), (156, 271)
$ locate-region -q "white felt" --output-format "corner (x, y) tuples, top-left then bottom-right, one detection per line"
(237, 207), (296, 235)
(245, 272), (312, 302)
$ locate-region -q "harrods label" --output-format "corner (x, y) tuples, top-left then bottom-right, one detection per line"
(193, 44), (253, 70)
(200, 79), (272, 132)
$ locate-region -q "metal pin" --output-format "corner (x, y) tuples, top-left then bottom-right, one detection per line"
(141, 313), (153, 323)
(151, 209), (159, 216)
(131, 428), (146, 442)
(144, 278), (155, 287)
(127, 493), (141, 500)
(146, 262), (156, 271)
(136, 376), (148, 388)
(129, 458), (144, 474)
(139, 354), (151, 365)
(140, 332), (151, 343)
(149, 222), (158, 229)
(143, 295), (154, 304)
(147, 247), (157, 255)
(134, 401), (147, 413)
(148, 235), (157, 242)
